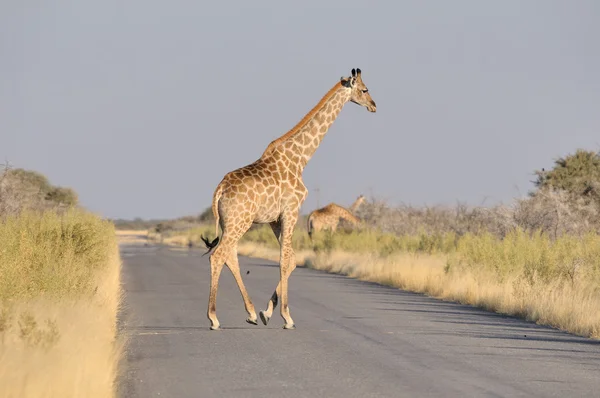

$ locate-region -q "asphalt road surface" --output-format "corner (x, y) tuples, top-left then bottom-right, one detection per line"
(117, 241), (600, 398)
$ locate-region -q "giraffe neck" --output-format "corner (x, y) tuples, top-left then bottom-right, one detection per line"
(350, 198), (363, 213)
(261, 82), (351, 169)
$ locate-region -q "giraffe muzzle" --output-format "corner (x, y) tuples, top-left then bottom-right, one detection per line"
(367, 101), (377, 113)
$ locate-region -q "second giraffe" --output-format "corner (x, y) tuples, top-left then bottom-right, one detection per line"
(307, 194), (366, 239)
(201, 68), (377, 330)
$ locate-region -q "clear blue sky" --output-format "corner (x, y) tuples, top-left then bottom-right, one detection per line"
(1, 1), (599, 219)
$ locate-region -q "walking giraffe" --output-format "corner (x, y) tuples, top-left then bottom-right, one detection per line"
(201, 68), (377, 330)
(307, 194), (365, 239)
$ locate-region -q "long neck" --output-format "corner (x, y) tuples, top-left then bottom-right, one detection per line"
(261, 82), (351, 169)
(350, 198), (363, 213)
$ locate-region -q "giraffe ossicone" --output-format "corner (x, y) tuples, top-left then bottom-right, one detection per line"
(201, 68), (377, 330)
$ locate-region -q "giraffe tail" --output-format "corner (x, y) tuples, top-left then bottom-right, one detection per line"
(200, 235), (219, 257)
(307, 213), (314, 239)
(201, 184), (223, 257)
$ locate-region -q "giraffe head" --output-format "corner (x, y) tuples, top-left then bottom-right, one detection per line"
(341, 68), (377, 113)
(352, 194), (366, 211)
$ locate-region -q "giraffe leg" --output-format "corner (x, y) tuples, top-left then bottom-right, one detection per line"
(207, 246), (226, 330)
(260, 258), (295, 328)
(225, 248), (258, 325)
(260, 221), (281, 326)
(278, 213), (298, 329)
(307, 217), (314, 241)
(260, 284), (280, 326)
(279, 245), (297, 329)
(260, 247), (296, 329)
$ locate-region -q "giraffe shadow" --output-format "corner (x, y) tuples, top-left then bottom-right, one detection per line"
(219, 326), (280, 331)
(126, 325), (278, 332)
(246, 261), (281, 268)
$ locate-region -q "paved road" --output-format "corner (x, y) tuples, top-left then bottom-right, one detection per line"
(117, 241), (600, 398)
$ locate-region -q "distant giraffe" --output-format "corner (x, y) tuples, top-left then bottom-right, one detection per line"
(201, 68), (377, 330)
(307, 194), (365, 239)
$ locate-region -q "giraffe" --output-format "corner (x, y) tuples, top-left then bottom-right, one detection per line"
(307, 194), (365, 239)
(201, 68), (376, 330)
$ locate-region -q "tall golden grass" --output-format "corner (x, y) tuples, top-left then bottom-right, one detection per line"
(162, 224), (600, 339)
(0, 210), (123, 398)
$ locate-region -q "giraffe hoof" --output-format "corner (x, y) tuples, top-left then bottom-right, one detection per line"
(259, 311), (270, 326)
(283, 324), (296, 330)
(210, 325), (221, 331)
(246, 317), (258, 326)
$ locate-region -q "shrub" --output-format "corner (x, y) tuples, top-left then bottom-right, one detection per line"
(0, 167), (79, 216)
(533, 149), (600, 205)
(0, 209), (115, 301)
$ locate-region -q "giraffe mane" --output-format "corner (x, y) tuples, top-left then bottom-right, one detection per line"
(260, 81), (344, 158)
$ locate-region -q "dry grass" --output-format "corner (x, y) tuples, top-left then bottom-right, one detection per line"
(115, 229), (148, 236)
(115, 229), (149, 245)
(0, 210), (123, 398)
(305, 249), (600, 339)
(161, 234), (192, 247)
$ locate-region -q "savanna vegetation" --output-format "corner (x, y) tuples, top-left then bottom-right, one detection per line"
(127, 149), (600, 339)
(0, 164), (122, 398)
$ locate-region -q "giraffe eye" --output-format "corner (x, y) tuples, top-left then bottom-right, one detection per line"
(362, 89), (369, 93)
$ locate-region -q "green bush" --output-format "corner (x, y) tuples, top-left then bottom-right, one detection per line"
(533, 149), (600, 204)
